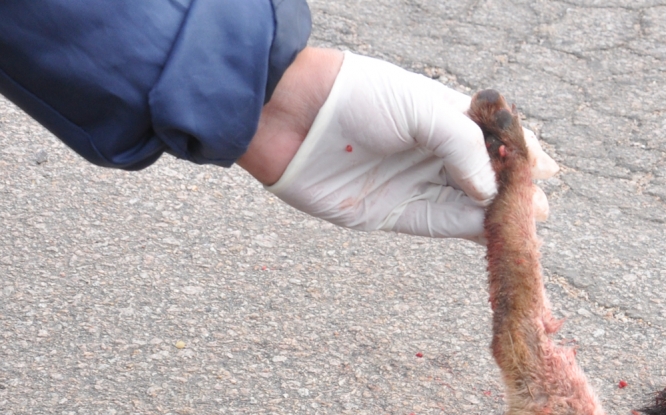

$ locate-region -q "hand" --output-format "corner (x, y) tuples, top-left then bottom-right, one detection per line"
(265, 52), (499, 241)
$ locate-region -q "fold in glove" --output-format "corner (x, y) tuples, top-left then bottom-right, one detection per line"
(267, 52), (557, 242)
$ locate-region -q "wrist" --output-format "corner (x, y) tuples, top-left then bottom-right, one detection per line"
(237, 47), (344, 185)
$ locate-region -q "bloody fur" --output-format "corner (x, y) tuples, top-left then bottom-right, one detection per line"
(468, 90), (605, 415)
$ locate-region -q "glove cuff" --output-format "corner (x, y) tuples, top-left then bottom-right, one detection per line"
(266, 51), (354, 195)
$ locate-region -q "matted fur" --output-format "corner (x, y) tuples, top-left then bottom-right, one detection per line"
(467, 90), (605, 415)
(640, 388), (666, 415)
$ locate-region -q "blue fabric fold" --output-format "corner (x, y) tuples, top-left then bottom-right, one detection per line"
(0, 0), (311, 170)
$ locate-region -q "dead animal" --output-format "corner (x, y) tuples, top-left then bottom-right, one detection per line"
(468, 89), (605, 415)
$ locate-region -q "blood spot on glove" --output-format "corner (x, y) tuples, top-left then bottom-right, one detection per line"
(345, 145), (353, 153)
(618, 380), (628, 389)
(415, 352), (423, 358)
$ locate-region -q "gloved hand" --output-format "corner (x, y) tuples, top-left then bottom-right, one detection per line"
(267, 52), (556, 242)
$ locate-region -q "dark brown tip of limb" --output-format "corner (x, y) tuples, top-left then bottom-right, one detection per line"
(476, 89), (501, 104)
(495, 109), (514, 130)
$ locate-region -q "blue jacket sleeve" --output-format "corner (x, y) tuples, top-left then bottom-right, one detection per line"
(0, 0), (311, 170)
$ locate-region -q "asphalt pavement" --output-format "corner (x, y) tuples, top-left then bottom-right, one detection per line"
(1, 1), (665, 414)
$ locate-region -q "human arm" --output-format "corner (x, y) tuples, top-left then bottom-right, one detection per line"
(0, 1), (555, 242)
(0, 0), (311, 170)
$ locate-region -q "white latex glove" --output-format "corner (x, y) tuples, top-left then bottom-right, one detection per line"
(266, 52), (497, 241)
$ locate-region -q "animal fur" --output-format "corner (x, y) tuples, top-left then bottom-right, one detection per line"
(467, 90), (605, 415)
(640, 388), (666, 415)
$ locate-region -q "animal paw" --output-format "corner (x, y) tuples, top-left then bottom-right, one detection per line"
(467, 89), (528, 163)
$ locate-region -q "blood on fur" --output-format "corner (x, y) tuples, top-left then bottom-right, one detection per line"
(468, 89), (604, 415)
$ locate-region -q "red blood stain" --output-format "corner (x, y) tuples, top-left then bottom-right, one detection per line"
(483, 390), (492, 396)
(618, 380), (628, 389)
(631, 411), (640, 415)
(261, 265), (267, 271)
(415, 352), (423, 358)
(345, 145), (353, 153)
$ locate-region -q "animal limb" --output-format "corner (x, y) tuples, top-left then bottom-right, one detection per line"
(468, 89), (605, 415)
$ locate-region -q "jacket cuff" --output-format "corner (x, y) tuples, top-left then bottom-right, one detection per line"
(150, 0), (275, 167)
(265, 0), (312, 103)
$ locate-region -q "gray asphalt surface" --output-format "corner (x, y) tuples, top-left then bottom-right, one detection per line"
(1, 1), (665, 414)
